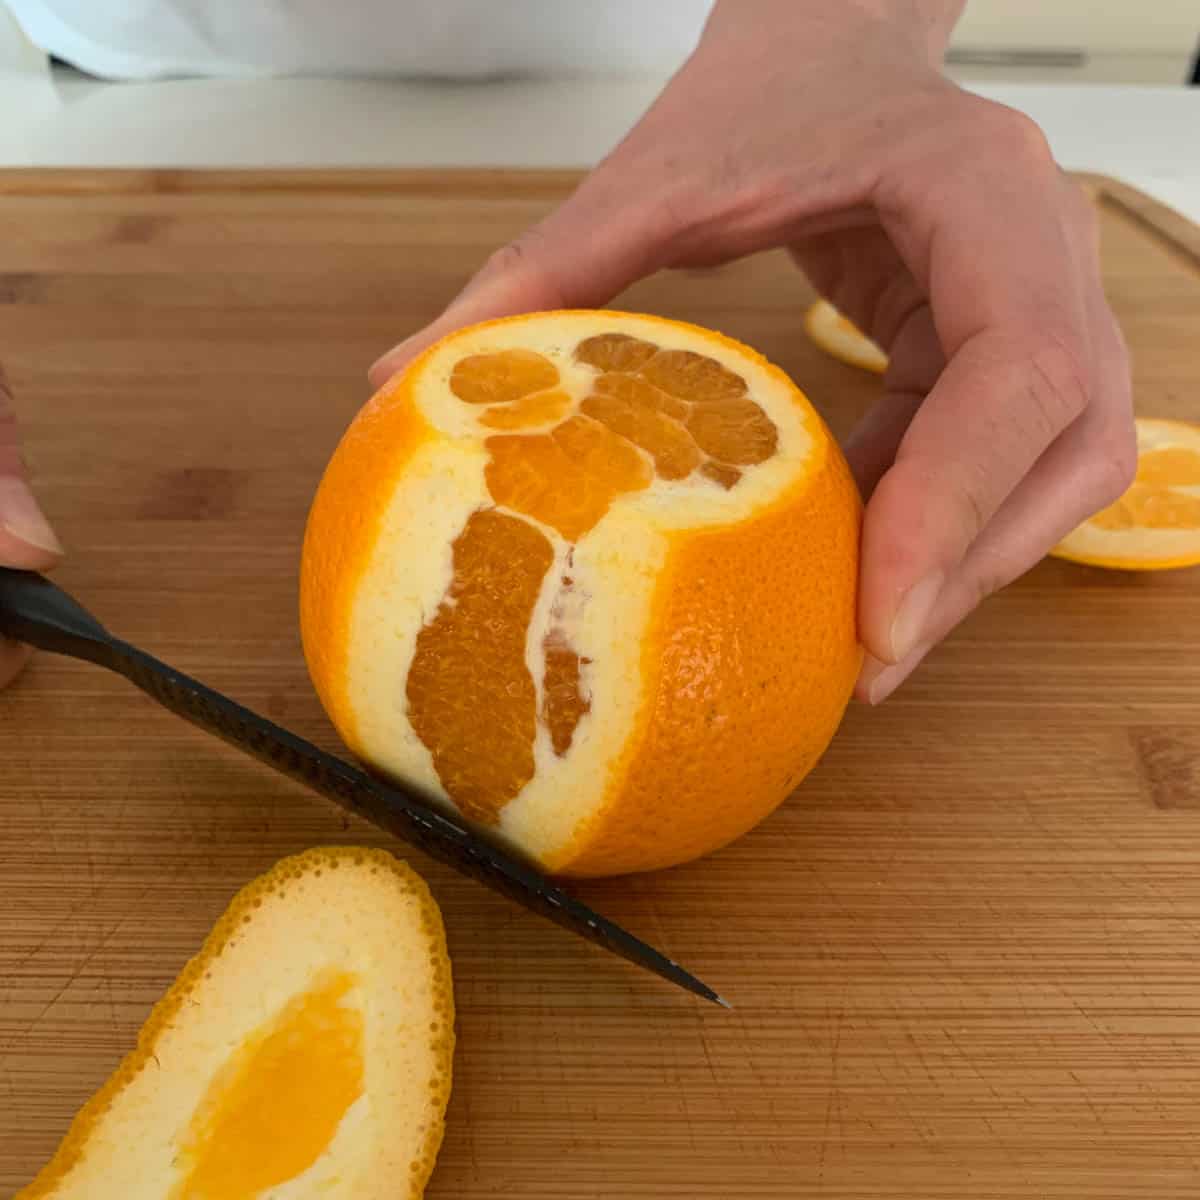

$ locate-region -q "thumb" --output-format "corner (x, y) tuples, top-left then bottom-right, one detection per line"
(0, 367), (63, 571)
(1, 367), (62, 689)
(368, 171), (668, 390)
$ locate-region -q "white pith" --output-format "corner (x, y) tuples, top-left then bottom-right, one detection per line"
(345, 311), (819, 862)
(43, 863), (446, 1198)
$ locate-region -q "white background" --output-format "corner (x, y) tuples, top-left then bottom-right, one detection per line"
(0, 4), (1197, 223)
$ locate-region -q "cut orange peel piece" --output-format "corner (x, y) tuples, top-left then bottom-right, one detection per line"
(18, 848), (454, 1200)
(803, 298), (888, 374)
(301, 311), (862, 877)
(1051, 417), (1200, 571)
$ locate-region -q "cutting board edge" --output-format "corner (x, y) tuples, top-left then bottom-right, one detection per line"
(1076, 171), (1200, 268)
(3, 165), (1195, 265)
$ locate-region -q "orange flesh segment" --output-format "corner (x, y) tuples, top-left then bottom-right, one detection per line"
(593, 372), (688, 419)
(685, 397), (778, 465)
(176, 971), (363, 1199)
(580, 390), (703, 479)
(407, 331), (782, 820)
(1090, 484), (1200, 531)
(480, 388), (572, 430)
(574, 332), (658, 373)
(640, 348), (748, 404)
(1087, 447), (1200, 532)
(407, 508), (554, 823)
(542, 635), (590, 756)
(450, 349), (558, 405)
(701, 461), (743, 489)
(1136, 446), (1200, 487)
(486, 415), (653, 541)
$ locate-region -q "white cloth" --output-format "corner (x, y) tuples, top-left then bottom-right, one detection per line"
(0, 1), (45, 72)
(2, 0), (713, 80)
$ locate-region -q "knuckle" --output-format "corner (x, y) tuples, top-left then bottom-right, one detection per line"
(484, 234), (540, 278)
(653, 166), (774, 262)
(1090, 422), (1139, 504)
(941, 459), (991, 549)
(1025, 336), (1092, 432)
(956, 474), (990, 547)
(479, 229), (566, 307)
(985, 105), (1055, 169)
(655, 179), (710, 246)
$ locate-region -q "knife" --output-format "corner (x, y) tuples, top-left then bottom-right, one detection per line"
(0, 568), (726, 1007)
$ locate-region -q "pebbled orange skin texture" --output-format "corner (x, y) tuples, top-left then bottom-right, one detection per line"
(550, 437), (861, 877)
(301, 311), (862, 878)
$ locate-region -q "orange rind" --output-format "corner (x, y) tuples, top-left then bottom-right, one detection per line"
(803, 298), (888, 374)
(18, 848), (454, 1200)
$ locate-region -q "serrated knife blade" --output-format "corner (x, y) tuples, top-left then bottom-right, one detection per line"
(0, 567), (726, 1006)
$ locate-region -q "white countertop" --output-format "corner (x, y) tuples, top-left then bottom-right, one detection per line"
(0, 65), (1197, 224)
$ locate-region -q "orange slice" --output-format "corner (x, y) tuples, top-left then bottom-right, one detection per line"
(1051, 417), (1200, 571)
(301, 311), (862, 877)
(18, 849), (453, 1200)
(804, 298), (888, 374)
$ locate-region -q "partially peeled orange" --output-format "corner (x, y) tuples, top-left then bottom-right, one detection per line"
(301, 312), (862, 877)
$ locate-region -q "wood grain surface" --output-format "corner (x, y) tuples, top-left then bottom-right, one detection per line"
(1, 170), (1198, 1198)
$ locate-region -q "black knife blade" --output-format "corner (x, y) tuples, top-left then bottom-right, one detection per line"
(0, 568), (726, 1006)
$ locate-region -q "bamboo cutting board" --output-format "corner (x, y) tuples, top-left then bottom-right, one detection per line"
(1, 170), (1199, 1199)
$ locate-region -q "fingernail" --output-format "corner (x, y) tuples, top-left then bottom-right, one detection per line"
(867, 659), (910, 706)
(0, 477), (64, 555)
(888, 570), (943, 662)
(857, 653), (889, 702)
(368, 344), (410, 386)
(859, 644), (930, 706)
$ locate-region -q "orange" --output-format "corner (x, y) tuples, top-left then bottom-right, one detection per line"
(19, 849), (454, 1200)
(803, 298), (888, 374)
(1051, 417), (1200, 571)
(301, 311), (862, 877)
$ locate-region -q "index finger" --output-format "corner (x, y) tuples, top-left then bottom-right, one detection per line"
(860, 103), (1098, 664)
